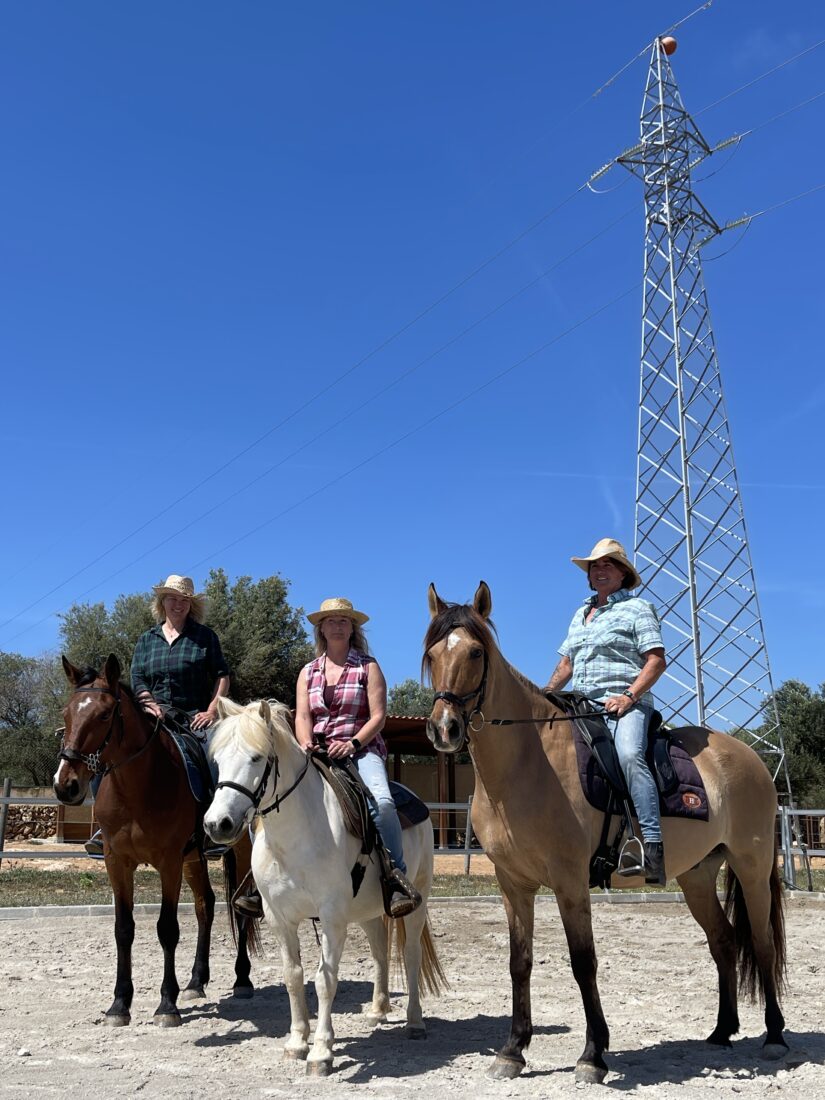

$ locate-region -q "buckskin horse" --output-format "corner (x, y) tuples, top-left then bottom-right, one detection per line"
(204, 696), (445, 1076)
(423, 582), (786, 1083)
(53, 655), (260, 1026)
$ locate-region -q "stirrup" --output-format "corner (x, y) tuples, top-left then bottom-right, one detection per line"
(381, 868), (422, 919)
(616, 834), (645, 877)
(84, 829), (105, 859)
(231, 871), (264, 919)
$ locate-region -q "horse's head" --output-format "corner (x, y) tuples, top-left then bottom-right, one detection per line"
(54, 654), (124, 804)
(205, 697), (291, 844)
(422, 581), (495, 753)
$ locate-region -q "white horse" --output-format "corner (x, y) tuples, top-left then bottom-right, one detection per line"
(204, 697), (445, 1076)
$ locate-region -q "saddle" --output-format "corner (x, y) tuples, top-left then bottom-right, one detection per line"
(309, 753), (429, 900)
(545, 691), (709, 888)
(162, 709), (216, 804)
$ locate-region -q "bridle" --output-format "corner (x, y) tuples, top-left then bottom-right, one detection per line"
(59, 685), (160, 777)
(214, 746), (311, 818)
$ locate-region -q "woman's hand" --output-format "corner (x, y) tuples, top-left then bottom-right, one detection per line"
(140, 697), (164, 720)
(326, 738), (359, 760)
(604, 693), (634, 718)
(191, 710), (215, 731)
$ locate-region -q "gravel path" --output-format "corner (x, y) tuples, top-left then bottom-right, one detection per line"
(1, 897), (823, 1098)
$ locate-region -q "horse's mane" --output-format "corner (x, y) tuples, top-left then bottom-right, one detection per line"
(421, 602), (544, 699)
(75, 666), (140, 703)
(209, 700), (295, 761)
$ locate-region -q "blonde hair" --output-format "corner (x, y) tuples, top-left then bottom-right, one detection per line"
(313, 620), (370, 657)
(151, 592), (207, 625)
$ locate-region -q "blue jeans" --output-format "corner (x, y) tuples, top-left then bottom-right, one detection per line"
(355, 751), (406, 873)
(610, 703), (662, 843)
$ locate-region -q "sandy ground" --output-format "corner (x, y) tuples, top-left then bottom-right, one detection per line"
(1, 897), (823, 1099)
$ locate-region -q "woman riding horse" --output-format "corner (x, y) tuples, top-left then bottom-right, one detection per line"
(544, 538), (667, 883)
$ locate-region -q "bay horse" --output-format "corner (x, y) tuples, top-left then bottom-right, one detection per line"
(204, 696), (445, 1076)
(53, 655), (260, 1026)
(423, 582), (787, 1084)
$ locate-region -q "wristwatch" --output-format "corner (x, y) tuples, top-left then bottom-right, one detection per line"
(623, 689), (636, 701)
(350, 737), (361, 752)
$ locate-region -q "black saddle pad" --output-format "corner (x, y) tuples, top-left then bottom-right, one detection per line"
(547, 691), (709, 822)
(390, 781), (430, 828)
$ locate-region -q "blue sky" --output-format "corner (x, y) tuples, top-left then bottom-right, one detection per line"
(2, 1), (823, 698)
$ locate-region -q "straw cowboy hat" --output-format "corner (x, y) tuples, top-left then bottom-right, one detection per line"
(307, 597), (369, 626)
(571, 538), (642, 590)
(153, 575), (203, 601)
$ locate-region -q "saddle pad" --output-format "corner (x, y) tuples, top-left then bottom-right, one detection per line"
(389, 781), (430, 828)
(573, 725), (709, 821)
(166, 727), (215, 804)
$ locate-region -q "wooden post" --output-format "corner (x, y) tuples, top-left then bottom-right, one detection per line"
(0, 777), (11, 870)
(437, 752), (448, 849)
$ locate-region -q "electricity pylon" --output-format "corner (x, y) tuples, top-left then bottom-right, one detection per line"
(596, 37), (791, 800)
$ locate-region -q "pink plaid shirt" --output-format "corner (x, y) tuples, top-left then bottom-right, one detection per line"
(305, 648), (387, 759)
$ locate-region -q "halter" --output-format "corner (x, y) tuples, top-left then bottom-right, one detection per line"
(59, 685), (161, 776)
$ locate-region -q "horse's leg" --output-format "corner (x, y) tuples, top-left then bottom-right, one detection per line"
(230, 832), (256, 998)
(399, 904), (428, 1039)
(487, 869), (535, 1080)
(306, 918), (347, 1077)
(360, 916), (391, 1024)
(676, 854), (739, 1045)
(104, 854), (137, 1026)
(154, 861), (184, 1026)
(180, 856), (215, 1001)
(725, 852), (787, 1058)
(276, 921), (311, 1061)
(555, 882), (610, 1085)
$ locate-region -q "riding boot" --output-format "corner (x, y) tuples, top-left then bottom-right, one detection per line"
(84, 828), (104, 858)
(375, 841), (422, 918)
(231, 870), (264, 920)
(643, 841), (666, 886)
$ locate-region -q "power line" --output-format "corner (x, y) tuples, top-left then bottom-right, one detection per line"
(695, 36), (825, 118)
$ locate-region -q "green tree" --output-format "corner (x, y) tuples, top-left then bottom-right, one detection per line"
(204, 569), (312, 707)
(388, 678), (435, 716)
(768, 680), (825, 808)
(0, 652), (65, 785)
(58, 592), (153, 678)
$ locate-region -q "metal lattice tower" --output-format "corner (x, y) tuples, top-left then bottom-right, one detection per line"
(614, 38), (790, 795)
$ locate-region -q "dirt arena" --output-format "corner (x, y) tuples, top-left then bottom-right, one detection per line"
(1, 897), (823, 1099)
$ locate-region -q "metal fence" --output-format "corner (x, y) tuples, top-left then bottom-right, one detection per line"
(3, 786), (824, 886)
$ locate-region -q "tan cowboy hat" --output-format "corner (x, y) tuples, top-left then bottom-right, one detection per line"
(307, 597), (369, 626)
(153, 574), (203, 600)
(571, 538), (642, 590)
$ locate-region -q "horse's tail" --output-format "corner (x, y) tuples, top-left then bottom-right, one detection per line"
(222, 845), (263, 958)
(723, 846), (786, 1002)
(385, 913), (449, 997)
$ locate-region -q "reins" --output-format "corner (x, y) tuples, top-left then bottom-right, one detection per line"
(214, 739), (312, 818)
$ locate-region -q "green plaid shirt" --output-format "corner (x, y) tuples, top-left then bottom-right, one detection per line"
(558, 589), (663, 704)
(131, 620), (229, 715)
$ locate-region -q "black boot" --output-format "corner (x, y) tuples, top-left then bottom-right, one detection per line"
(381, 866), (422, 919)
(84, 829), (104, 858)
(644, 841), (666, 886)
(231, 871), (264, 920)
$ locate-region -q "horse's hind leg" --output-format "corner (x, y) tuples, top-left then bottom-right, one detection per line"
(180, 855), (215, 1001)
(360, 916), (391, 1024)
(676, 852), (739, 1045)
(725, 851), (787, 1057)
(223, 838), (256, 999)
(154, 862), (184, 1026)
(104, 855), (137, 1026)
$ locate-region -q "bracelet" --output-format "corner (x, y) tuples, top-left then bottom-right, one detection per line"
(350, 738), (361, 752)
(623, 689), (636, 701)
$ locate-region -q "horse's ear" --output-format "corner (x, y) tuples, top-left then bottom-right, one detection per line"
(258, 699), (272, 725)
(473, 581), (492, 620)
(62, 655), (81, 685)
(428, 583), (447, 620)
(103, 654), (121, 688)
(216, 696), (243, 719)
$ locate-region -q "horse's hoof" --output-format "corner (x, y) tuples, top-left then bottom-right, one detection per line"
(233, 985), (254, 1000)
(179, 987), (204, 1002)
(283, 1047), (308, 1061)
(575, 1060), (608, 1085)
(104, 1013), (130, 1027)
(761, 1042), (789, 1062)
(306, 1060), (333, 1077)
(487, 1055), (524, 1080)
(154, 1012), (182, 1028)
(406, 1026), (427, 1041)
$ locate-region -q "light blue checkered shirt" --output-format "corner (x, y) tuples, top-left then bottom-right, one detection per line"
(558, 589), (663, 704)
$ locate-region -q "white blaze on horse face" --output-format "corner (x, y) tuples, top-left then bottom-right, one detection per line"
(446, 631), (460, 651)
(78, 697), (92, 711)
